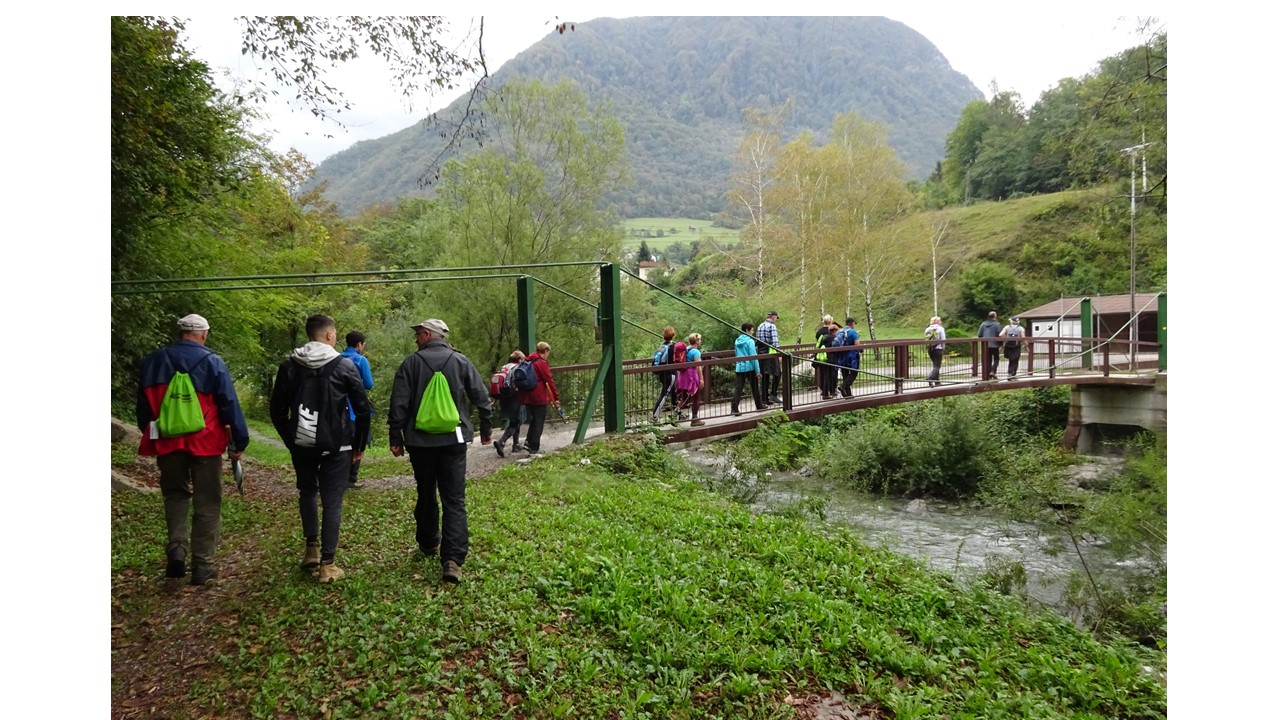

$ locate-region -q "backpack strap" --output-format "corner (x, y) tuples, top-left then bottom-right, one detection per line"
(416, 349), (458, 377)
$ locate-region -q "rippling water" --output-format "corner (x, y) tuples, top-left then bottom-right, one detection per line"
(684, 448), (1155, 614)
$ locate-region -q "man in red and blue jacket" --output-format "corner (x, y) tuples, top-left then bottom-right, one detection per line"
(136, 313), (251, 586)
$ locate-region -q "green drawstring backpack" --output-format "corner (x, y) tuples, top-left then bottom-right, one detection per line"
(157, 351), (210, 437)
(415, 352), (461, 433)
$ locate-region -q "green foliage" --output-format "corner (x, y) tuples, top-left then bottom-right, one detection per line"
(730, 414), (821, 472)
(931, 29), (1166, 208)
(957, 260), (1018, 323)
(111, 16), (249, 273)
(817, 399), (996, 498)
(418, 78), (629, 371)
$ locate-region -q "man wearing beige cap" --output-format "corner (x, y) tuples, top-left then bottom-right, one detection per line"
(388, 318), (493, 584)
(136, 313), (251, 586)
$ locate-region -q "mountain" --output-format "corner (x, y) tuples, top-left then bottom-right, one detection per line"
(310, 16), (983, 218)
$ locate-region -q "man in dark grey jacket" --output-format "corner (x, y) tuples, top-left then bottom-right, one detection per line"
(977, 311), (1003, 380)
(388, 318), (493, 584)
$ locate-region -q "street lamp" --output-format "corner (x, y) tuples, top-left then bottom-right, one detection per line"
(1120, 140), (1151, 358)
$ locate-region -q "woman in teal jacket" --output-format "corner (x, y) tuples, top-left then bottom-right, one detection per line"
(731, 323), (765, 415)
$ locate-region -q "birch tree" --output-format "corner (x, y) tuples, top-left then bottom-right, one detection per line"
(827, 112), (914, 342)
(723, 103), (789, 298)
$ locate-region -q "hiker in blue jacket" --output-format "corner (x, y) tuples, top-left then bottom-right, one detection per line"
(341, 330), (375, 487)
(835, 317), (861, 398)
(731, 322), (766, 416)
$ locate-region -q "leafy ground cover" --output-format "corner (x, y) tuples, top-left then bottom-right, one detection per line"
(111, 434), (1165, 719)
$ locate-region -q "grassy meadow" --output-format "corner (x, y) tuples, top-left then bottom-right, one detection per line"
(112, 434), (1165, 719)
(620, 218), (740, 251)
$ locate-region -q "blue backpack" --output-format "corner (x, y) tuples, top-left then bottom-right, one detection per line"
(833, 328), (859, 367)
(507, 358), (540, 392)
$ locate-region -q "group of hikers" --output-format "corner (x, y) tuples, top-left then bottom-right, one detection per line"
(135, 312), (559, 589)
(646, 308), (1033, 418)
(647, 310), (865, 421)
(133, 307), (1029, 588)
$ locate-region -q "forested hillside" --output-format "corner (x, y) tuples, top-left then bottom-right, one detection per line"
(309, 16), (981, 217)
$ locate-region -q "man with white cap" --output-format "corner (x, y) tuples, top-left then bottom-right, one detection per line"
(388, 318), (493, 584)
(136, 313), (251, 586)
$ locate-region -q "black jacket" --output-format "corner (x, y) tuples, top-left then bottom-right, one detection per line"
(388, 340), (493, 448)
(270, 355), (372, 453)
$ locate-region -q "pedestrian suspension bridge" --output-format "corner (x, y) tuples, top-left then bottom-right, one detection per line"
(112, 263), (1168, 451)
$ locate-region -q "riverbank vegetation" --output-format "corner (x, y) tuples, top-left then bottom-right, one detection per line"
(718, 388), (1166, 648)
(111, 433), (1164, 718)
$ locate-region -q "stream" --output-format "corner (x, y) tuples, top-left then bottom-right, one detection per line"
(680, 447), (1159, 618)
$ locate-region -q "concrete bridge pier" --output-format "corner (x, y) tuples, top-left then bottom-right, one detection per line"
(1062, 374), (1167, 454)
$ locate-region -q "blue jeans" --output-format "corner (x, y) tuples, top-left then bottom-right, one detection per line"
(407, 444), (469, 566)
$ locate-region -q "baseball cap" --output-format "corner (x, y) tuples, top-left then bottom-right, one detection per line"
(766, 310), (779, 318)
(410, 318), (450, 335)
(177, 314), (210, 331)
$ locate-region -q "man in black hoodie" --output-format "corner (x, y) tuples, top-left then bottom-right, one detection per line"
(270, 314), (373, 584)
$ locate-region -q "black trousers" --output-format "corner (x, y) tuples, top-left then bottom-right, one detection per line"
(291, 448), (351, 562)
(407, 444), (469, 566)
(1004, 347), (1022, 376)
(927, 348), (944, 385)
(984, 346), (1000, 379)
(732, 372), (762, 412)
(839, 366), (858, 395)
(498, 396), (524, 448)
(524, 404), (549, 452)
(760, 361), (780, 399)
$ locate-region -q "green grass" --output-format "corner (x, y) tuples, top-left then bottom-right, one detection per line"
(620, 217), (740, 250)
(112, 435), (1165, 719)
(240, 418), (413, 478)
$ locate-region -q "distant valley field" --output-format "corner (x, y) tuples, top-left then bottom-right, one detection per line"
(620, 218), (740, 251)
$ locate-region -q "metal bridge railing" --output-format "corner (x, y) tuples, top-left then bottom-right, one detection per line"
(541, 335), (1162, 432)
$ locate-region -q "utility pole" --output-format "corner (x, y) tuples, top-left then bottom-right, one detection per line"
(1120, 140), (1151, 356)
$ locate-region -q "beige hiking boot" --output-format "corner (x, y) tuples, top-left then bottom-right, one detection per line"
(301, 544), (321, 569)
(318, 563), (345, 583)
(442, 560), (462, 584)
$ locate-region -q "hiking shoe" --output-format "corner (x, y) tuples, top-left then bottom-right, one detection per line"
(165, 546), (186, 579)
(442, 560), (462, 584)
(318, 563), (345, 583)
(494, 440), (505, 458)
(511, 443), (525, 453)
(301, 544), (321, 569)
(690, 419), (705, 427)
(420, 544), (439, 557)
(190, 566), (217, 586)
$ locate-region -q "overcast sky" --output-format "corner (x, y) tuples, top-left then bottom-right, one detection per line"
(182, 9), (1157, 164)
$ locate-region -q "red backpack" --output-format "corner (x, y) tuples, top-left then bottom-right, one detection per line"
(490, 363), (515, 397)
(672, 341), (688, 364)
